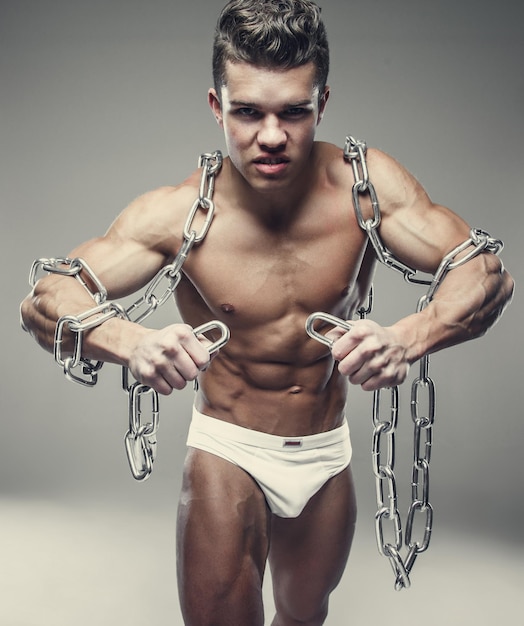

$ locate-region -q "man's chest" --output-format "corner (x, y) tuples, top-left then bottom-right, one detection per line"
(180, 210), (369, 321)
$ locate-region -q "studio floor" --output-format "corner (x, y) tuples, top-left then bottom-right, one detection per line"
(1, 496), (521, 626)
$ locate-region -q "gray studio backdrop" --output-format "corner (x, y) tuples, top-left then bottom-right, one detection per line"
(1, 1), (523, 625)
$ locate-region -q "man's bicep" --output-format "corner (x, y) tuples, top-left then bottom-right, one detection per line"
(66, 188), (180, 298)
(366, 150), (473, 274)
(371, 162), (469, 273)
(383, 200), (473, 275)
(67, 233), (168, 300)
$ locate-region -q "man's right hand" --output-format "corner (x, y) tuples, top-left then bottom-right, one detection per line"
(127, 323), (213, 395)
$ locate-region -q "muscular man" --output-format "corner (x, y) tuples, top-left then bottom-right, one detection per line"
(20, 1), (513, 624)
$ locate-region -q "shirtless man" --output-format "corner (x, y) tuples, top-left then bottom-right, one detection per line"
(20, 1), (514, 624)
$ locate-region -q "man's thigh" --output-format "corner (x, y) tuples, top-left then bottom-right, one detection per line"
(177, 447), (271, 626)
(269, 465), (357, 624)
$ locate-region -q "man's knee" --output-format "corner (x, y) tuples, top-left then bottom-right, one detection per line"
(272, 599), (329, 626)
(272, 585), (331, 626)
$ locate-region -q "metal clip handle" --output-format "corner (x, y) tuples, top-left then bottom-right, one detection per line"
(193, 320), (230, 353)
(305, 312), (352, 348)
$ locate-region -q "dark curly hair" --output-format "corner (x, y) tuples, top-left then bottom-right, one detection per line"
(212, 0), (329, 98)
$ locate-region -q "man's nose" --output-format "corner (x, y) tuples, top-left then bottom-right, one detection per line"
(257, 116), (287, 149)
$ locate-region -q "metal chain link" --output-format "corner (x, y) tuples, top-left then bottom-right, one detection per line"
(308, 135), (504, 590)
(27, 151), (227, 481)
(120, 319), (229, 481)
(29, 256), (108, 303)
(343, 133), (504, 589)
(124, 150), (223, 325)
(54, 302), (129, 386)
(29, 258), (115, 385)
(124, 382), (159, 482)
(344, 136), (433, 286)
(118, 151), (225, 479)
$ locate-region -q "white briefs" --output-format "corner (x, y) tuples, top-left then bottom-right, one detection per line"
(186, 407), (352, 518)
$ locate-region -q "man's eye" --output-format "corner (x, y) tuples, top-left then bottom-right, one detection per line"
(235, 108), (257, 117)
(282, 108), (311, 119)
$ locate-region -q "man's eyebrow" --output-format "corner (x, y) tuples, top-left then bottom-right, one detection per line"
(284, 100), (315, 108)
(229, 99), (315, 109)
(229, 100), (259, 108)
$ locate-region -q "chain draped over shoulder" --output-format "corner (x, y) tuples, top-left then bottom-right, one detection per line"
(306, 134), (505, 590)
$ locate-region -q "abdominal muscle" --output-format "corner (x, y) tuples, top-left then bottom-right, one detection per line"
(193, 317), (350, 437)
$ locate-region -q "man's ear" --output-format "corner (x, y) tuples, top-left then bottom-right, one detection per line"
(318, 86), (330, 123)
(208, 88), (223, 126)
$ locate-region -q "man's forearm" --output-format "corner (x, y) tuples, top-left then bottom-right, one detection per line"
(20, 273), (148, 368)
(393, 252), (514, 363)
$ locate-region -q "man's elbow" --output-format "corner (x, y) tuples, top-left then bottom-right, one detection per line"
(19, 290), (54, 354)
(483, 258), (515, 333)
(19, 293), (34, 334)
(494, 251), (515, 314)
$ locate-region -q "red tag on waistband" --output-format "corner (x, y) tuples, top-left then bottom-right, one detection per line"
(283, 440), (303, 448)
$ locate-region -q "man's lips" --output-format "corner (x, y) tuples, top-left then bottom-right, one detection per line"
(253, 156), (290, 165)
(253, 156), (290, 174)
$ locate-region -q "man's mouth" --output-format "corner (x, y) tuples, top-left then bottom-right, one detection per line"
(253, 157), (290, 176)
(255, 157), (289, 165)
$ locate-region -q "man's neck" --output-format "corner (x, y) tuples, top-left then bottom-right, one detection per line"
(223, 156), (317, 229)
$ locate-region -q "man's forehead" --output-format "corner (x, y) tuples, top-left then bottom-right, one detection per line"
(222, 60), (319, 102)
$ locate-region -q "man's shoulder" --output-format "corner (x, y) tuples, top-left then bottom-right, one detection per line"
(141, 169), (202, 209)
(316, 140), (424, 215)
(122, 169), (204, 225)
(321, 140), (411, 188)
(316, 140), (395, 176)
(109, 169), (204, 243)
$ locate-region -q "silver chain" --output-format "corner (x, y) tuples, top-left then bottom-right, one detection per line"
(344, 138), (431, 285)
(124, 382), (160, 481)
(124, 150), (223, 325)
(27, 151), (228, 481)
(29, 140), (505, 581)
(346, 134), (504, 589)
(308, 135), (504, 590)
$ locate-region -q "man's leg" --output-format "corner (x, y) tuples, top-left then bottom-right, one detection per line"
(269, 466), (357, 626)
(177, 447), (271, 626)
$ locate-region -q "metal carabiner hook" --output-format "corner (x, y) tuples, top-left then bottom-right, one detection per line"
(193, 320), (230, 353)
(305, 312), (352, 348)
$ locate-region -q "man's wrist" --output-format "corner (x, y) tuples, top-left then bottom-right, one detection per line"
(83, 316), (149, 368)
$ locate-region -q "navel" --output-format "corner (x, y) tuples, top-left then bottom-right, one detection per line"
(288, 385), (303, 395)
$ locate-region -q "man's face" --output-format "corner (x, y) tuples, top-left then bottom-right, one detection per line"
(209, 61), (329, 195)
